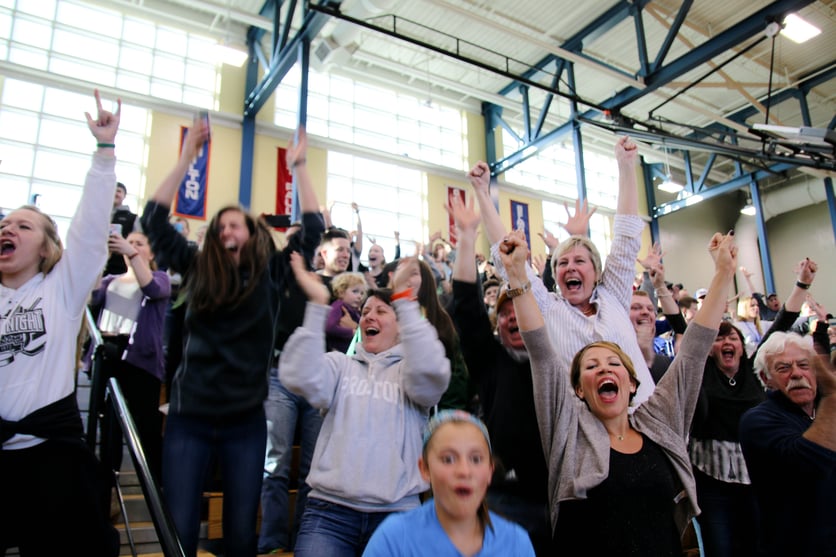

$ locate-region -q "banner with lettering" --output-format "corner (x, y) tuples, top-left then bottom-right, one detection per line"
(510, 200), (530, 249)
(173, 126), (209, 219)
(275, 147), (293, 231)
(446, 186), (465, 247)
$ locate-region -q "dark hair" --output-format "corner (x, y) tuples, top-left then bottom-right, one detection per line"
(365, 288), (393, 307)
(483, 278), (501, 291)
(679, 296), (699, 310)
(414, 259), (457, 361)
(185, 206), (275, 314)
(116, 182), (127, 194)
(379, 260), (398, 288)
(319, 227), (350, 248)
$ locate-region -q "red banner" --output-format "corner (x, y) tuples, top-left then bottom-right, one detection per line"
(276, 147), (293, 231)
(447, 186), (465, 247)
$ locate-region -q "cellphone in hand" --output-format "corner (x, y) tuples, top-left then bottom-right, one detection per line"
(109, 223), (122, 237)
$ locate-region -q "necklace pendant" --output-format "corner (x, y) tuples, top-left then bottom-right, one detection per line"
(728, 377), (737, 386)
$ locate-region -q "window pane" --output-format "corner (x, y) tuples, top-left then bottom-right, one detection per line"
(38, 118), (90, 153)
(0, 141), (35, 176)
(0, 109), (38, 143)
(156, 27), (188, 55)
(57, 1), (121, 39)
(122, 18), (155, 47)
(17, 0), (55, 18)
(8, 44), (47, 69)
(30, 181), (82, 218)
(33, 150), (90, 184)
(0, 174), (31, 209)
(120, 46), (153, 75)
(12, 16), (51, 49)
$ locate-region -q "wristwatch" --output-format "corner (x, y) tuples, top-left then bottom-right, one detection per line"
(505, 280), (531, 298)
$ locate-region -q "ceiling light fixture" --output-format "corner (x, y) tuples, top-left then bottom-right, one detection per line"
(741, 195), (756, 216)
(781, 14), (821, 44)
(659, 146), (684, 193)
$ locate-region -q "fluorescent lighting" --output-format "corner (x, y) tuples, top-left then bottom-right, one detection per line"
(659, 176), (684, 193)
(781, 14), (821, 44)
(215, 43), (248, 67)
(741, 204), (757, 216)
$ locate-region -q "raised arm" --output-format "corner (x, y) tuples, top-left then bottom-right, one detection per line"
(63, 89), (120, 309)
(692, 232), (738, 330)
(468, 161), (506, 245)
(614, 136), (639, 216)
(448, 195), (480, 284)
(150, 115), (209, 207)
(286, 126), (318, 214)
(351, 202), (363, 255)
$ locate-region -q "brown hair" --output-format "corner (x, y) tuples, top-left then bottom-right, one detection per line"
(570, 341), (640, 402)
(413, 259), (457, 360)
(185, 206), (275, 314)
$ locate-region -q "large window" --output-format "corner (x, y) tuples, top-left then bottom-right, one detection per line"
(501, 129), (618, 257)
(0, 0), (220, 108)
(326, 151), (426, 263)
(0, 79), (151, 241)
(275, 65), (469, 172)
(542, 200), (613, 259)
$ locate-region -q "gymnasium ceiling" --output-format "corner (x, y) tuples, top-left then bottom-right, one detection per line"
(105, 0), (836, 212)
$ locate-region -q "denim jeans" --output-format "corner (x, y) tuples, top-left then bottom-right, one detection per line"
(293, 498), (392, 557)
(693, 468), (759, 557)
(258, 370), (323, 553)
(162, 407), (266, 557)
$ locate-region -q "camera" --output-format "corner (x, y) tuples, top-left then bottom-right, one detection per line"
(109, 223), (122, 237)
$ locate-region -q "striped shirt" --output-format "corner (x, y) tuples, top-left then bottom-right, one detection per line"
(491, 214), (655, 406)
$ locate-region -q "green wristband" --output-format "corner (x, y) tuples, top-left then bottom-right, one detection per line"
(97, 142), (115, 148)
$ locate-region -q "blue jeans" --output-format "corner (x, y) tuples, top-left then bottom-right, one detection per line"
(293, 498), (392, 557)
(258, 371), (323, 552)
(162, 408), (266, 557)
(693, 468), (759, 557)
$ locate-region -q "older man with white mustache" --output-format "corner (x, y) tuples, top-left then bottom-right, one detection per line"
(739, 321), (836, 557)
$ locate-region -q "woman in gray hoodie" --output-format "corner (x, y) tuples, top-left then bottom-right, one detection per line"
(280, 253), (451, 556)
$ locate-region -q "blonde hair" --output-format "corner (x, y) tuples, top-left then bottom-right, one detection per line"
(737, 295), (764, 333)
(551, 235), (603, 285)
(332, 272), (367, 301)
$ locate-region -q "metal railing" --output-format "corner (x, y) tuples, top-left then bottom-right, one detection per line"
(84, 307), (184, 557)
(108, 377), (185, 557)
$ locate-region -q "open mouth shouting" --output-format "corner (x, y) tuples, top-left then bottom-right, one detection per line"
(0, 239), (15, 257)
(564, 277), (583, 291)
(364, 326), (380, 337)
(597, 378), (620, 403)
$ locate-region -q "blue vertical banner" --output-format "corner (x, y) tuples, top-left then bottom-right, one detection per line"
(510, 200), (530, 249)
(173, 126), (209, 219)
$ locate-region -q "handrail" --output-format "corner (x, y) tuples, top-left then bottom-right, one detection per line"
(108, 377), (186, 557)
(84, 306), (105, 452)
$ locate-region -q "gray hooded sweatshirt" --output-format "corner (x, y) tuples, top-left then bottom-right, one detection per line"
(280, 299), (451, 512)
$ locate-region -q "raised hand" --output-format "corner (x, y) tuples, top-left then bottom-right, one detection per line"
(739, 266), (754, 279)
(614, 135), (638, 167)
(107, 233), (135, 257)
(537, 228), (559, 252)
(648, 263), (667, 289)
(286, 126), (308, 169)
(637, 242), (663, 271)
(796, 257), (818, 286)
(467, 161), (491, 195)
(498, 229), (529, 283)
(392, 256), (419, 296)
(85, 89), (121, 144)
(289, 251), (330, 305)
(182, 114), (210, 161)
(708, 231), (737, 274)
(445, 194), (480, 236)
(561, 198), (597, 237)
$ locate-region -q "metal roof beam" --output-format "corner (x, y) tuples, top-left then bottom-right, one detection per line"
(605, 0), (816, 111)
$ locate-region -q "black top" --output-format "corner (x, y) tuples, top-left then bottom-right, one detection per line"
(142, 201), (323, 418)
(555, 435), (681, 557)
(450, 279), (548, 502)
